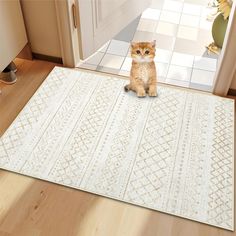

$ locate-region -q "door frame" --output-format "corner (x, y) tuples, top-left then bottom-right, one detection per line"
(56, 0), (236, 96)
(55, 0), (81, 67)
(212, 1), (236, 96)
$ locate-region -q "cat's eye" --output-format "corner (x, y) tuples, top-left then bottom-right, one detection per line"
(136, 50), (141, 54)
(145, 50), (150, 54)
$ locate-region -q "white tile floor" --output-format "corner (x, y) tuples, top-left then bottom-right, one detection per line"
(78, 0), (219, 92)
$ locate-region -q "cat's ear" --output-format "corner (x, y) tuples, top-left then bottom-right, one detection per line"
(150, 40), (156, 48)
(131, 42), (138, 48)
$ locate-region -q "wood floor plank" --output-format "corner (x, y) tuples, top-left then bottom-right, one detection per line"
(0, 59), (235, 236)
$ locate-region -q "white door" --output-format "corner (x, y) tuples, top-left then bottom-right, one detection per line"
(0, 0), (27, 71)
(76, 0), (151, 59)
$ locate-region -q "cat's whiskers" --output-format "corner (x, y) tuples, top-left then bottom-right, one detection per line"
(132, 55), (153, 63)
(133, 58), (153, 63)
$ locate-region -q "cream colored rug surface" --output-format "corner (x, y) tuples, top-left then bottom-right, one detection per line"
(0, 67), (234, 230)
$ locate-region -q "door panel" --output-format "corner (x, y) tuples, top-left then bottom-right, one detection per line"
(77, 0), (151, 59)
(0, 0), (27, 71)
(98, 0), (127, 21)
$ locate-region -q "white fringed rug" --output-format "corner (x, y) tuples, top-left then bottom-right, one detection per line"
(0, 67), (234, 230)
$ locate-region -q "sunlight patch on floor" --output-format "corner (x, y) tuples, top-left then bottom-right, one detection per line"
(78, 0), (219, 92)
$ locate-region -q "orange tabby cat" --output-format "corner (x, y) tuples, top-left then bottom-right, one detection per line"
(124, 40), (157, 97)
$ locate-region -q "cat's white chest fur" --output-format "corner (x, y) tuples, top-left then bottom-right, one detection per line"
(138, 63), (149, 84)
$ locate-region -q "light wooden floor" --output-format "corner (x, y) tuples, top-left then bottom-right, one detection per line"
(0, 59), (235, 236)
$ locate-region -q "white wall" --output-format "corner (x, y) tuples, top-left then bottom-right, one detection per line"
(21, 0), (61, 58)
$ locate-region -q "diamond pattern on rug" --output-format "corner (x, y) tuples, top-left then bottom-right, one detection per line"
(124, 90), (185, 209)
(0, 67), (234, 230)
(0, 68), (73, 166)
(207, 99), (234, 229)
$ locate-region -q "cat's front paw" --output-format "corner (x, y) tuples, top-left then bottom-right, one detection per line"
(148, 90), (157, 97)
(137, 91), (146, 98)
